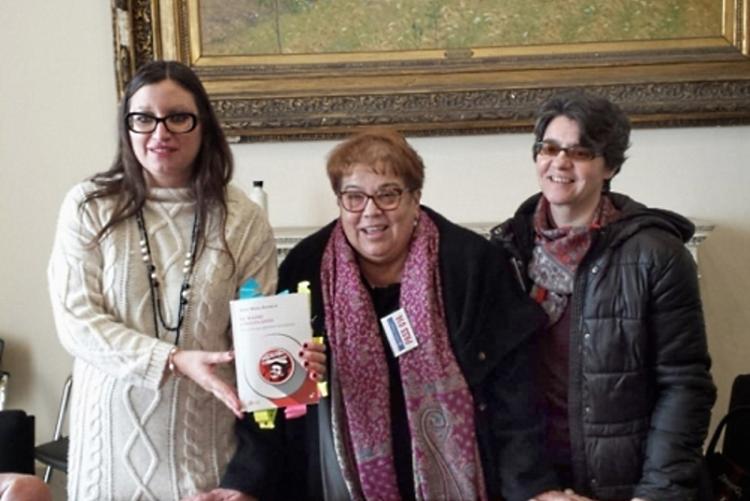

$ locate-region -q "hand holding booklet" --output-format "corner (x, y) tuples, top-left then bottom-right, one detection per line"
(230, 291), (320, 413)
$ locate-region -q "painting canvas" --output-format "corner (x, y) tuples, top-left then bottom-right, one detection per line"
(200, 0), (721, 56)
(112, 0), (750, 140)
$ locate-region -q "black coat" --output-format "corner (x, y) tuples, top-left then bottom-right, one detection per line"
(222, 206), (559, 501)
(491, 193), (716, 501)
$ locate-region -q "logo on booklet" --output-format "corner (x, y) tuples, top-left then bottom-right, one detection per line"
(258, 348), (294, 385)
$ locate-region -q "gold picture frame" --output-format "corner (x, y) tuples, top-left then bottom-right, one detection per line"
(112, 0), (750, 141)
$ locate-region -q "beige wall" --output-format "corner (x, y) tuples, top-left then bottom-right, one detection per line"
(2, 0), (748, 454)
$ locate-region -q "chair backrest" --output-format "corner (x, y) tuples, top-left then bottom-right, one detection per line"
(52, 375), (73, 441)
(723, 374), (750, 469)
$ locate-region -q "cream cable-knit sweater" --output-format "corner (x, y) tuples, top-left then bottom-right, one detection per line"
(48, 182), (277, 501)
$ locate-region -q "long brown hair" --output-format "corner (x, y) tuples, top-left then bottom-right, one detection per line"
(83, 60), (233, 259)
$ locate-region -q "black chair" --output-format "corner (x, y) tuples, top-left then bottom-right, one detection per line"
(0, 410), (35, 474)
(0, 338), (36, 474)
(704, 374), (750, 500)
(723, 374), (750, 469)
(34, 375), (72, 483)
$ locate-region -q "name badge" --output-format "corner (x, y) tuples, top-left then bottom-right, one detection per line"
(380, 308), (419, 357)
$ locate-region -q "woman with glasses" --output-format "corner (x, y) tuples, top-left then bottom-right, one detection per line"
(491, 92), (715, 501)
(47, 61), (323, 500)
(206, 128), (568, 501)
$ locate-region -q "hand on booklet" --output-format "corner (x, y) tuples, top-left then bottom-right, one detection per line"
(300, 340), (326, 381)
(172, 349), (243, 419)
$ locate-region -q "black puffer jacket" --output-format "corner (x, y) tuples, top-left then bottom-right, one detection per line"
(491, 193), (716, 501)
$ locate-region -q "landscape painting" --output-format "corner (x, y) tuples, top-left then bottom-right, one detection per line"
(112, 0), (750, 139)
(199, 0), (720, 56)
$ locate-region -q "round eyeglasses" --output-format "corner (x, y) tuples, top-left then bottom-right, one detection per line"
(338, 188), (411, 212)
(534, 140), (600, 162)
(126, 112), (199, 134)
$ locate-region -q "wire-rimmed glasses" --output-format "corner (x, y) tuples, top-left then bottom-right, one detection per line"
(534, 140), (600, 161)
(337, 188), (412, 212)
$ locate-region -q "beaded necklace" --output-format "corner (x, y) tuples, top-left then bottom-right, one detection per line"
(135, 208), (199, 346)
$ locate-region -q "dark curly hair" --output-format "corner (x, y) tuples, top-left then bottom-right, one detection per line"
(533, 91), (631, 191)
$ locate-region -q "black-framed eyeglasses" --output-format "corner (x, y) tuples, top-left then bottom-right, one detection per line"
(337, 188), (412, 212)
(126, 112), (199, 134)
(534, 140), (600, 162)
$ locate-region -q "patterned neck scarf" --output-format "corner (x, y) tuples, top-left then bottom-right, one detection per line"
(528, 195), (620, 325)
(320, 210), (486, 501)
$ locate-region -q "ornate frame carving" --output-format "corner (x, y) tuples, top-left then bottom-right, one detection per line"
(112, 0), (750, 141)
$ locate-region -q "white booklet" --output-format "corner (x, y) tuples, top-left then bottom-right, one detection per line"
(230, 292), (320, 412)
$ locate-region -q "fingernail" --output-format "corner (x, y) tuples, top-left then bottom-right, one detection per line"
(303, 361), (309, 368)
(303, 342), (309, 348)
(298, 350), (304, 358)
(311, 371), (317, 379)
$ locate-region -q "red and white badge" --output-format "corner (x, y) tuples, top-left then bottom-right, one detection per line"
(258, 348), (295, 385)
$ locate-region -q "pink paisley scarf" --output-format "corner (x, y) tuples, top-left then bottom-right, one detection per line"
(320, 210), (486, 501)
(529, 195), (620, 324)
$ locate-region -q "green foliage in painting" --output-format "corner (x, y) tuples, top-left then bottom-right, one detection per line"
(199, 0), (720, 56)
